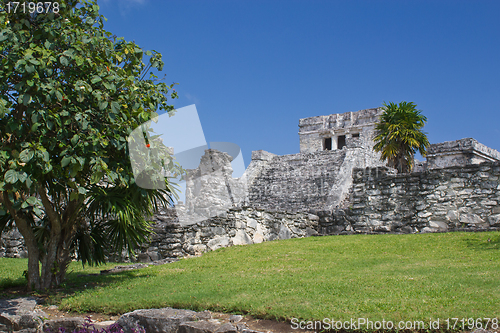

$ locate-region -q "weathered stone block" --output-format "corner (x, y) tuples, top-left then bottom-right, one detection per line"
(460, 213), (486, 225)
(429, 220), (448, 231)
(488, 214), (500, 226)
(43, 317), (85, 333)
(417, 212), (432, 218)
(246, 219), (258, 230)
(207, 236), (230, 251)
(232, 230), (253, 245)
(118, 308), (202, 333)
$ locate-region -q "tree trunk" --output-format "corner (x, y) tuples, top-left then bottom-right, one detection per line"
(13, 224), (41, 290)
(39, 201), (81, 289)
(40, 231), (61, 289)
(1, 192), (41, 290)
(24, 237), (41, 290)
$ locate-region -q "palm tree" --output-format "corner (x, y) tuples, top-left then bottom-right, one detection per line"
(373, 101), (430, 173)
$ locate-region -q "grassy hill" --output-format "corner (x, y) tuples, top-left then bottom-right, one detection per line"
(1, 231), (499, 326)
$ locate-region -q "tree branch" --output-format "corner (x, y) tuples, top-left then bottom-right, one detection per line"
(38, 182), (62, 233)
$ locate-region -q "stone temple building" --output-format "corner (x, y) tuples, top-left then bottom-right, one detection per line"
(2, 107), (500, 260)
(176, 108), (386, 224)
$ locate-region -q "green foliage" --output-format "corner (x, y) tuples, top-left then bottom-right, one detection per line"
(0, 0), (180, 288)
(373, 101), (430, 173)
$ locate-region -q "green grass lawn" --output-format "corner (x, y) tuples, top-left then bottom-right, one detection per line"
(1, 232), (499, 325)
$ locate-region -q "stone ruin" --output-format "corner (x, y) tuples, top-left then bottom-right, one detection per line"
(2, 107), (500, 260)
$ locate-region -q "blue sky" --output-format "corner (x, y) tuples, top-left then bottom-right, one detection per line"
(98, 0), (500, 167)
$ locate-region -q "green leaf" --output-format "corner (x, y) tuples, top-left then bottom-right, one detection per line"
(111, 101), (120, 114)
(71, 134), (79, 145)
(4, 170), (18, 184)
(99, 100), (108, 110)
(78, 187), (87, 195)
(90, 171), (104, 184)
(60, 56), (69, 66)
(41, 150), (49, 162)
(33, 206), (43, 217)
(91, 76), (102, 84)
(22, 94), (31, 105)
(63, 49), (75, 58)
(19, 149), (34, 163)
(55, 90), (63, 102)
(61, 156), (72, 168)
(26, 196), (37, 205)
(26, 177), (32, 188)
(18, 172), (27, 183)
(15, 59), (27, 67)
(76, 156), (85, 166)
(70, 191), (79, 201)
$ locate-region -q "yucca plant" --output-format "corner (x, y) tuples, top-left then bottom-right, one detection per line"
(373, 101), (430, 173)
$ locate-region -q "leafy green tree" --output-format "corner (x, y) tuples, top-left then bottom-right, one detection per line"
(0, 0), (179, 289)
(373, 101), (430, 173)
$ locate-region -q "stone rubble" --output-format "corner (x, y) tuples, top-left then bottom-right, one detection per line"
(0, 297), (46, 333)
(0, 299), (265, 333)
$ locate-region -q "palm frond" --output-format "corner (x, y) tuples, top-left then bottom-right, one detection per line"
(374, 101), (430, 173)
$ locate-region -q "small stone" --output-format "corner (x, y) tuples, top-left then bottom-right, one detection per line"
(417, 211), (432, 218)
(43, 317), (85, 333)
(228, 315), (243, 323)
(93, 320), (117, 330)
(236, 323), (248, 331)
(215, 323), (237, 333)
(196, 311), (212, 320)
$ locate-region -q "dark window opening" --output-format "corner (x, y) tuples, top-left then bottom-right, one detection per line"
(337, 135), (346, 149)
(324, 137), (332, 150)
(352, 133), (360, 138)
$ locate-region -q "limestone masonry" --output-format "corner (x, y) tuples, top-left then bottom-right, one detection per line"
(2, 108), (500, 260)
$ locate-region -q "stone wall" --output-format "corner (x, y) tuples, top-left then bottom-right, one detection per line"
(426, 138), (500, 170)
(0, 207), (319, 262)
(0, 229), (27, 259)
(318, 162), (500, 235)
(4, 162), (500, 260)
(138, 207), (319, 260)
(247, 146), (383, 212)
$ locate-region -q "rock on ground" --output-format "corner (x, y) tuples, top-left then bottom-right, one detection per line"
(0, 297), (46, 333)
